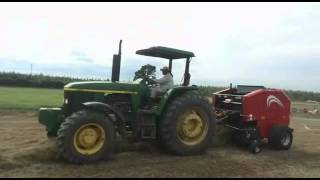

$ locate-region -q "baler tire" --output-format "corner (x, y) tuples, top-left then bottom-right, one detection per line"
(268, 125), (293, 150)
(57, 110), (115, 164)
(232, 131), (251, 147)
(159, 94), (215, 155)
(248, 140), (262, 154)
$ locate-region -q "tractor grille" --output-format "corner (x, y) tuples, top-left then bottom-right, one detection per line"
(63, 91), (97, 117)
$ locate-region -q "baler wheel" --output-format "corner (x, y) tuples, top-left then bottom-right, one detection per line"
(159, 94), (215, 155)
(268, 125), (293, 150)
(57, 110), (115, 164)
(248, 140), (262, 154)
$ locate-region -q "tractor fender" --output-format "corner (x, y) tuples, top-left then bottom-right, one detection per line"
(156, 86), (199, 116)
(82, 101), (127, 138)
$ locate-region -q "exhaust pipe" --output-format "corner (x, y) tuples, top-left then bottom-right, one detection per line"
(111, 40), (122, 82)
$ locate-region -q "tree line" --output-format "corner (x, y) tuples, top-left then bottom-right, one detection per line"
(0, 72), (319, 102)
(0, 72), (102, 89)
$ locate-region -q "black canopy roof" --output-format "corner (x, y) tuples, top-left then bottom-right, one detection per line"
(136, 46), (195, 59)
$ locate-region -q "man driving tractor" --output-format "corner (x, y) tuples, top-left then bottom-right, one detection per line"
(146, 66), (174, 108)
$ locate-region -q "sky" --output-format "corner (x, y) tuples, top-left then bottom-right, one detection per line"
(0, 2), (320, 92)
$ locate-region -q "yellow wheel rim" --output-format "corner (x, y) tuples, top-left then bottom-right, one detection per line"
(73, 123), (105, 155)
(177, 108), (209, 146)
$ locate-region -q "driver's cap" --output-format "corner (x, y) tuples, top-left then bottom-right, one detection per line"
(160, 66), (169, 71)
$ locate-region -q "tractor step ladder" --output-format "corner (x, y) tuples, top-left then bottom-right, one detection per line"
(138, 109), (157, 139)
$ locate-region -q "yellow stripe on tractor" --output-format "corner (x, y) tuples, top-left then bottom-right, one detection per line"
(64, 88), (138, 95)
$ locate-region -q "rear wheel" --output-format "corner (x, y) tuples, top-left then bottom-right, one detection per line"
(57, 110), (115, 164)
(159, 94), (215, 155)
(268, 125), (293, 150)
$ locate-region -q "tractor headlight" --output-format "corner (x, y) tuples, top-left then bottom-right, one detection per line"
(64, 98), (69, 104)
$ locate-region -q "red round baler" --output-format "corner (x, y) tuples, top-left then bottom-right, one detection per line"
(212, 85), (293, 153)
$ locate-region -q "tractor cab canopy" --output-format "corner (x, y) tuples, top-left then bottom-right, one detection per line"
(136, 46), (195, 59)
(136, 46), (195, 86)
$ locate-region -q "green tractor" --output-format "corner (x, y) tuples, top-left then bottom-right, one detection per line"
(39, 40), (216, 164)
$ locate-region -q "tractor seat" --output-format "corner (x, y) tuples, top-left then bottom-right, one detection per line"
(145, 88), (172, 109)
(153, 91), (166, 102)
(153, 88), (171, 102)
(155, 90), (166, 97)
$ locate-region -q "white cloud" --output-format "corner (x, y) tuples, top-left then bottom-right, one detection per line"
(0, 2), (320, 91)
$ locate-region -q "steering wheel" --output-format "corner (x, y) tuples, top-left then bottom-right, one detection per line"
(141, 74), (157, 86)
(138, 74), (151, 85)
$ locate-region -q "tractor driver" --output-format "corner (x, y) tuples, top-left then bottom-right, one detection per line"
(146, 66), (174, 107)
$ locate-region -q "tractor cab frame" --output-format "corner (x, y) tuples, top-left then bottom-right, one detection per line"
(135, 46), (195, 86)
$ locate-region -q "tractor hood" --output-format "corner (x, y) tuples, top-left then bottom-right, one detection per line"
(64, 81), (145, 95)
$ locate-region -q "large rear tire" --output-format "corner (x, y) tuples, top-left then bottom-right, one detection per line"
(159, 94), (215, 155)
(268, 125), (293, 150)
(57, 110), (115, 164)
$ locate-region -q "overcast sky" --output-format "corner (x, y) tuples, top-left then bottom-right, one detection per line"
(1, 2), (320, 91)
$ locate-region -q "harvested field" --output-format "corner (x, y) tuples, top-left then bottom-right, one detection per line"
(0, 108), (319, 178)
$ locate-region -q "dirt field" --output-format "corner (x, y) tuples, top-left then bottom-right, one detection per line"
(0, 109), (319, 178)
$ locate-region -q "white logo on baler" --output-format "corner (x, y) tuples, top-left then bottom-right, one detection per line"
(267, 95), (284, 108)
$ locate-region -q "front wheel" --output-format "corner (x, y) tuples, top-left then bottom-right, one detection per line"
(159, 94), (215, 155)
(57, 110), (116, 164)
(248, 140), (262, 154)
